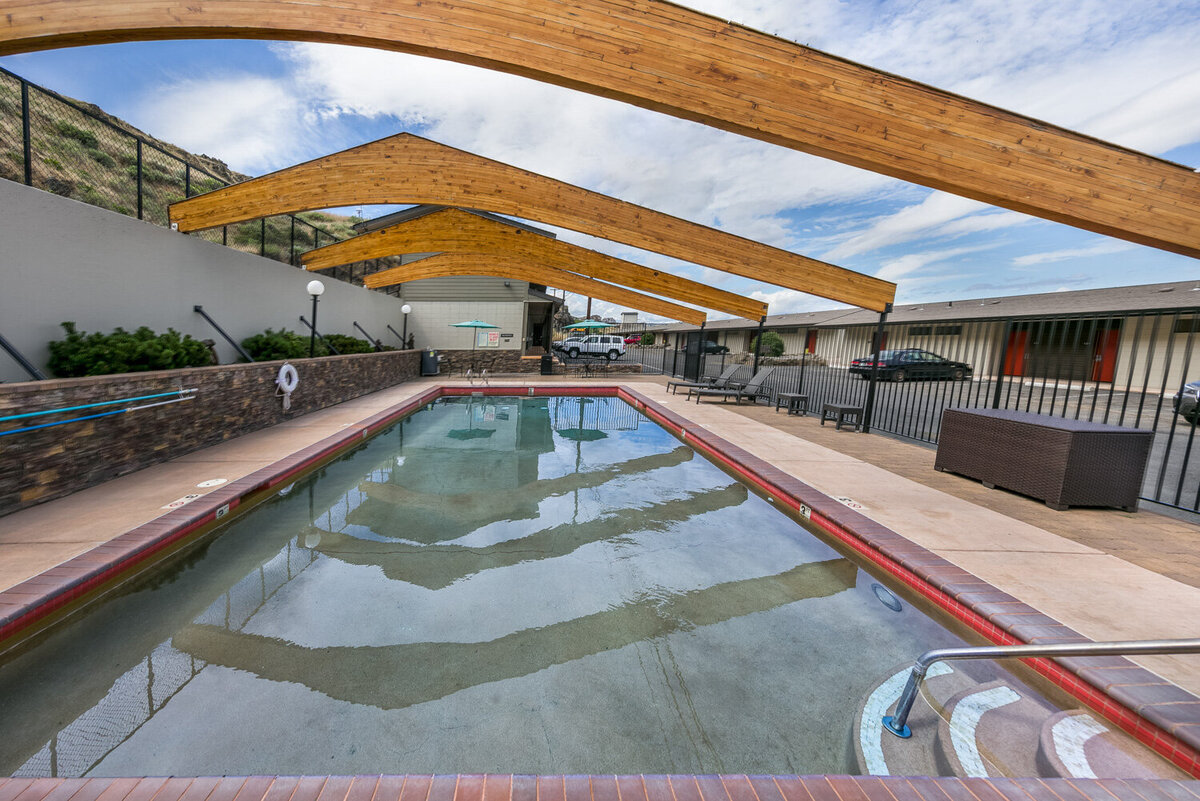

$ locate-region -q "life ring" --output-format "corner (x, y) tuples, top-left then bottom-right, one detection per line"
(276, 363), (300, 394)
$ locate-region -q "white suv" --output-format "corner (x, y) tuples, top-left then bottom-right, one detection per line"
(565, 334), (626, 360)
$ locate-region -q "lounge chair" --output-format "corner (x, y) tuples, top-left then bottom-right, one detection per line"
(688, 366), (778, 404)
(666, 365), (741, 395)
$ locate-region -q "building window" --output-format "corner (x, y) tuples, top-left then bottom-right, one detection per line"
(910, 325), (962, 336)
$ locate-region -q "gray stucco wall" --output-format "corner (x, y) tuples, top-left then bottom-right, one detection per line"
(0, 180), (410, 382)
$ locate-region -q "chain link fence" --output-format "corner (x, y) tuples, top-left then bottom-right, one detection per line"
(1, 66), (345, 264)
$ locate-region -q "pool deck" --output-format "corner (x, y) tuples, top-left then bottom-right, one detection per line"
(1, 374), (1198, 699)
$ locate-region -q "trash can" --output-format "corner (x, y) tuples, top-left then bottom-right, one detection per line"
(421, 349), (440, 376)
(540, 353), (554, 376)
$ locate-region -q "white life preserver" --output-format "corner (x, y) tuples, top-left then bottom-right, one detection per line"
(276, 363), (299, 409)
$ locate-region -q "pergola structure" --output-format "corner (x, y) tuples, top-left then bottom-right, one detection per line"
(4, 0), (1198, 259)
(168, 134), (895, 313)
(301, 208), (766, 321)
(360, 254), (707, 327)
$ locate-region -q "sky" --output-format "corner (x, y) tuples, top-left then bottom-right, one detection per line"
(3, 0), (1200, 322)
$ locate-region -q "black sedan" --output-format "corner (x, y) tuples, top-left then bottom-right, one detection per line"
(848, 348), (973, 382)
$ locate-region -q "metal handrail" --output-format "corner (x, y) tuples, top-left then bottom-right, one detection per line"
(882, 637), (1200, 738)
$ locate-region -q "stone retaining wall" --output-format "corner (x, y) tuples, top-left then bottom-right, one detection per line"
(0, 350), (421, 516)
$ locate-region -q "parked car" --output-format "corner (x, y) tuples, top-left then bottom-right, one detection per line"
(848, 348), (972, 382)
(564, 334), (627, 360)
(553, 337), (585, 352)
(1173, 380), (1200, 423)
(703, 341), (730, 354)
(624, 335), (642, 345)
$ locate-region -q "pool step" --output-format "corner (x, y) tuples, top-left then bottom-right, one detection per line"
(1036, 710), (1184, 778)
(852, 663), (1186, 779)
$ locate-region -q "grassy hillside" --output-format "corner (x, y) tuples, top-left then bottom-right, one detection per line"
(0, 69), (358, 260)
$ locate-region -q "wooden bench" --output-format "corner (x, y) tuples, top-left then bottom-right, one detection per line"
(820, 402), (862, 431)
(775, 392), (809, 416)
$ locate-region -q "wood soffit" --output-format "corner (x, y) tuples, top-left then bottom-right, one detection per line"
(302, 208), (765, 320)
(4, 0), (1198, 262)
(363, 254), (708, 326)
(168, 134), (892, 312)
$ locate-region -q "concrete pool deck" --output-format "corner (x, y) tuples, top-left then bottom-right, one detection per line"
(1, 373), (1198, 705)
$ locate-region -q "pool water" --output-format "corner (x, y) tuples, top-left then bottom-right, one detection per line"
(2, 396), (992, 776)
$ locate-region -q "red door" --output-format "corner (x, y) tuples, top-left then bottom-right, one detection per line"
(1092, 328), (1119, 382)
(1004, 330), (1028, 376)
(804, 330), (818, 353)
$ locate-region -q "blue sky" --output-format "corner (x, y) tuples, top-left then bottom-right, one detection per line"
(4, 0), (1200, 322)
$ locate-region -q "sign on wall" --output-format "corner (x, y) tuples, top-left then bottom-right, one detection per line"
(477, 330), (502, 347)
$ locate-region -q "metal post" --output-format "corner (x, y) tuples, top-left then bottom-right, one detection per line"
(21, 80), (32, 186)
(309, 294), (319, 357)
(0, 331), (47, 380)
(260, 218), (266, 258)
(136, 140), (143, 220)
(752, 316), (766, 374)
(222, 226), (227, 246)
(353, 321), (381, 350)
(387, 324), (406, 345)
(290, 216), (296, 265)
(300, 315), (340, 355)
(185, 163), (191, 198)
(862, 305), (891, 434)
(193, 305), (255, 362)
(992, 321), (1012, 409)
(671, 335), (679, 376)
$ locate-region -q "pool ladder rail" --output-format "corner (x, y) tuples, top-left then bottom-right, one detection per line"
(883, 637), (1200, 738)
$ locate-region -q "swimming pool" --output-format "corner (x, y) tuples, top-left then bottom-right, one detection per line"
(0, 394), (1182, 777)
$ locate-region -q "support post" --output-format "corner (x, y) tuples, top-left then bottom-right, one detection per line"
(309, 294), (319, 357)
(185, 163), (191, 197)
(299, 315), (340, 355)
(136, 140), (143, 220)
(862, 304), (891, 434)
(290, 216), (296, 265)
(751, 316), (766, 374)
(387, 324), (406, 345)
(21, 80), (32, 186)
(260, 218), (267, 258)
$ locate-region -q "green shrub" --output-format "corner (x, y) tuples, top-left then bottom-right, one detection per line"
(87, 147), (115, 167)
(54, 121), (99, 149)
(241, 328), (328, 361)
(323, 334), (378, 354)
(640, 332), (655, 346)
(47, 321), (213, 377)
(750, 330), (786, 358)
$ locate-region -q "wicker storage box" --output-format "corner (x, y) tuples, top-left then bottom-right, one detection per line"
(935, 408), (1153, 511)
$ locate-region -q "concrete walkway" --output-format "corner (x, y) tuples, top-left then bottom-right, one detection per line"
(1, 375), (1197, 695)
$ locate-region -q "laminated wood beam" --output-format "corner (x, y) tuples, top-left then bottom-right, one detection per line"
(5, 1), (1198, 260)
(362, 253), (707, 326)
(170, 134), (890, 311)
(302, 207), (765, 320)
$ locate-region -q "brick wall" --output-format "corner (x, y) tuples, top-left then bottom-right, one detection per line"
(0, 350), (421, 516)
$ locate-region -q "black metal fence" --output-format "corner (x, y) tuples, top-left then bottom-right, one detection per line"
(624, 308), (1200, 513)
(0, 65), (345, 265)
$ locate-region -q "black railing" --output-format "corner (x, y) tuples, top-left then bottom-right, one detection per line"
(0, 65), (344, 265)
(626, 307), (1200, 513)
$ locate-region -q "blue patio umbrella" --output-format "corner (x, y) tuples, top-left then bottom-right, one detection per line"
(564, 320), (611, 331)
(450, 319), (500, 370)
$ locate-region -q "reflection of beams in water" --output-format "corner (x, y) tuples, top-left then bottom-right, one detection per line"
(317, 482), (747, 590)
(172, 557), (857, 712)
(13, 540), (322, 778)
(353, 445), (695, 538)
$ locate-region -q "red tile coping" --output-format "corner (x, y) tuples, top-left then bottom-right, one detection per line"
(0, 383), (1197, 778)
(0, 777), (1198, 801)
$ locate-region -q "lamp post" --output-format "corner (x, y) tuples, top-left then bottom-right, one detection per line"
(306, 279), (325, 358)
(401, 303), (412, 347)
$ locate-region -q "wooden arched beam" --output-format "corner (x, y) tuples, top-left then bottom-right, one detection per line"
(362, 254), (706, 326)
(302, 208), (765, 320)
(169, 134), (891, 311)
(5, 2), (1199, 261)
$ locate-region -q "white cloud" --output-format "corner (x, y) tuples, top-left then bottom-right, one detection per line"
(132, 75), (311, 173)
(1012, 240), (1136, 267)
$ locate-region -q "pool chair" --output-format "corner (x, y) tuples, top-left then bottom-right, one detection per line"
(666, 364), (742, 395)
(687, 366), (778, 404)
